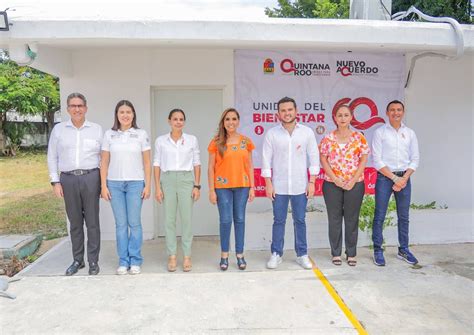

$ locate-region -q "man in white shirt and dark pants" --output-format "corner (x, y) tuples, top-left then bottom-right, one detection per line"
(47, 93), (103, 276)
(262, 97), (320, 269)
(372, 100), (420, 266)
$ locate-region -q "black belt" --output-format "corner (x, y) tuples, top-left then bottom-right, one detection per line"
(378, 171), (406, 177)
(62, 168), (98, 176)
(392, 171), (406, 177)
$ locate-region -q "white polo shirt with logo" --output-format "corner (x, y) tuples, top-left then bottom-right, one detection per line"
(102, 128), (151, 181)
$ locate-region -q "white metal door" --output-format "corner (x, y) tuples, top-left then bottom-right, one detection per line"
(152, 88), (223, 236)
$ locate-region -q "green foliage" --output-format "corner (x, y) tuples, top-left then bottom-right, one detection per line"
(359, 195), (397, 237)
(410, 201), (437, 209)
(0, 61), (59, 117)
(26, 254), (39, 263)
(392, 0), (472, 24)
(0, 54), (59, 155)
(314, 0), (349, 18)
(265, 0), (349, 18)
(265, 0), (471, 23)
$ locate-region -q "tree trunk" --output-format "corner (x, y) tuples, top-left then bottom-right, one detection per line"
(0, 114), (6, 155)
(0, 129), (6, 154)
(45, 110), (55, 142)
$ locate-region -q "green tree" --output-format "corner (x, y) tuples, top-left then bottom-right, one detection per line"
(0, 55), (59, 155)
(265, 0), (349, 19)
(265, 0), (471, 23)
(393, 0), (472, 24)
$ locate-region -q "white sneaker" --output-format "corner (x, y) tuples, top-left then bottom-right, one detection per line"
(267, 252), (282, 269)
(116, 266), (128, 275)
(129, 265), (141, 275)
(296, 255), (313, 269)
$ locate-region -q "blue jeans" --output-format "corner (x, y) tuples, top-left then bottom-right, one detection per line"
(372, 173), (411, 252)
(107, 180), (144, 267)
(215, 187), (250, 254)
(271, 193), (308, 257)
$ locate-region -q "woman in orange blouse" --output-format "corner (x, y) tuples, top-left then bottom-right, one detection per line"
(208, 108), (255, 271)
(320, 105), (369, 266)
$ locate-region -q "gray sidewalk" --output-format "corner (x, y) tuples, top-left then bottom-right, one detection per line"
(1, 239), (473, 334)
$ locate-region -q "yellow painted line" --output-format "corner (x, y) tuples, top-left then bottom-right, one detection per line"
(310, 258), (368, 335)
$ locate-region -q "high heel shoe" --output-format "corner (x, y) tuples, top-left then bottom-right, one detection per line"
(219, 258), (229, 271)
(332, 257), (342, 266)
(346, 255), (357, 267)
(183, 256), (192, 272)
(236, 256), (247, 270)
(167, 256), (177, 272)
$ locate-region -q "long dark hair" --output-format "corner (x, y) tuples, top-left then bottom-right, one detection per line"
(112, 100), (139, 131)
(215, 108), (240, 157)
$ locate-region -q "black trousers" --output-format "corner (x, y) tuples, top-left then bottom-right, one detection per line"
(60, 169), (101, 264)
(322, 181), (365, 257)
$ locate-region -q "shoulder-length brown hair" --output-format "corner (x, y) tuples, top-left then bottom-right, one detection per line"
(215, 108), (240, 157)
(112, 100), (139, 131)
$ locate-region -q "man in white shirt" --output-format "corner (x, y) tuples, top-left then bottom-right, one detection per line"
(47, 93), (103, 276)
(262, 97), (320, 269)
(371, 100), (420, 266)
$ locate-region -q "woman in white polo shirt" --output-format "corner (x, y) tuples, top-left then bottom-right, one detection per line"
(154, 108), (201, 272)
(100, 100), (151, 275)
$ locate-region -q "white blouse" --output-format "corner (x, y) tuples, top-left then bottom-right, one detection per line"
(153, 133), (201, 172)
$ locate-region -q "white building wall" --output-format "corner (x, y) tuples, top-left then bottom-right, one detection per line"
(58, 48), (473, 245)
(405, 55), (473, 210)
(60, 48), (236, 240)
(60, 48), (154, 239)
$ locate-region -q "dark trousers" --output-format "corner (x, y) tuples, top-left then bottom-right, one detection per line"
(372, 172), (411, 252)
(60, 169), (101, 264)
(323, 181), (365, 257)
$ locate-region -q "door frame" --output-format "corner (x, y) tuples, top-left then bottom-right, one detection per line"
(150, 85), (225, 237)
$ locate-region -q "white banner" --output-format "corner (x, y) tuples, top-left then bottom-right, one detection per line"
(234, 50), (405, 196)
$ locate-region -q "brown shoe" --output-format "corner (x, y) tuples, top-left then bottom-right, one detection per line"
(167, 256), (177, 272)
(183, 256), (192, 272)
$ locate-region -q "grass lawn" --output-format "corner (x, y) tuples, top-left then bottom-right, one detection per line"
(0, 151), (67, 239)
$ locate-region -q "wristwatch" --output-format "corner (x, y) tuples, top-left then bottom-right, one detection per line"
(193, 185), (201, 190)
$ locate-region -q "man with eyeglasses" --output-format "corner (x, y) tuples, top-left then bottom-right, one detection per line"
(47, 92), (103, 276)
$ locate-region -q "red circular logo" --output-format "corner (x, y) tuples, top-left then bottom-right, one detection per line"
(332, 97), (385, 130)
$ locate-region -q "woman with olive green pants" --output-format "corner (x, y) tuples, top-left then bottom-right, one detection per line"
(153, 109), (201, 272)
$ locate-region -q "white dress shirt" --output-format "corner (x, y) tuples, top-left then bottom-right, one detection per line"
(47, 120), (103, 183)
(372, 123), (420, 172)
(102, 128), (151, 181)
(153, 133), (201, 172)
(262, 123), (320, 195)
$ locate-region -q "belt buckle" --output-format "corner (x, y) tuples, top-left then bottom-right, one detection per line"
(73, 170), (83, 176)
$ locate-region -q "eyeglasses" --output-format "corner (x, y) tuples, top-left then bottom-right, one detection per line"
(68, 104), (86, 109)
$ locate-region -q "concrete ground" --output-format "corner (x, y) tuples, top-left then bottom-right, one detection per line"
(0, 239), (472, 334)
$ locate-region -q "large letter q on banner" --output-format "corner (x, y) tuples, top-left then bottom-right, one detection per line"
(332, 97), (385, 130)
